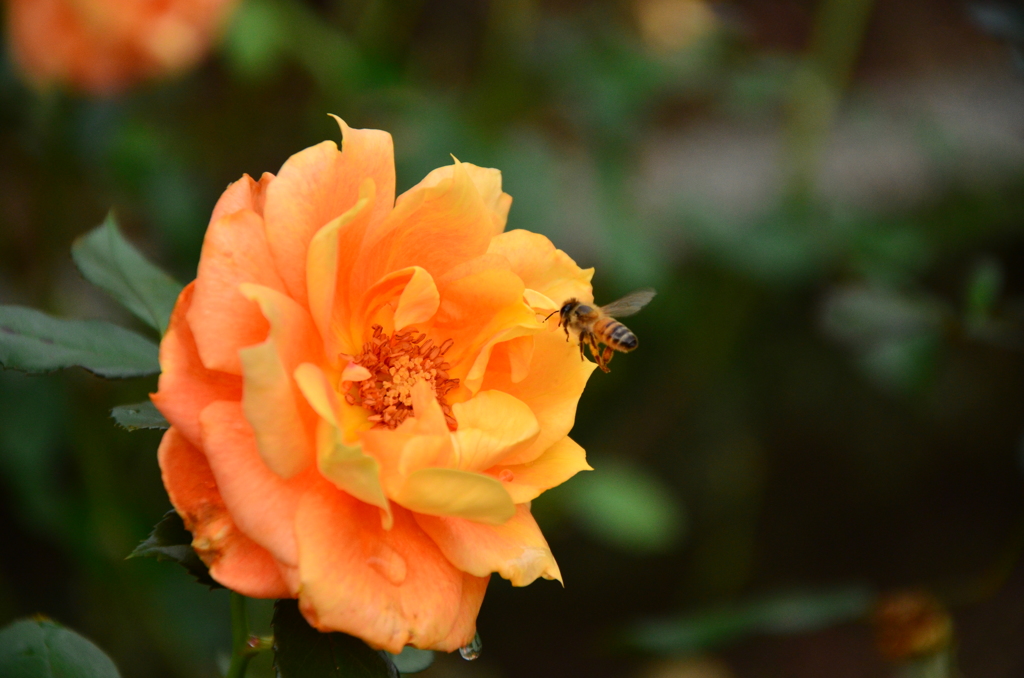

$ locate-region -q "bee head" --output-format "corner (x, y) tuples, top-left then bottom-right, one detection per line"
(544, 298), (580, 325)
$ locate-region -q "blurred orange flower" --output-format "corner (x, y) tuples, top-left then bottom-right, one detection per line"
(152, 118), (597, 652)
(4, 0), (238, 93)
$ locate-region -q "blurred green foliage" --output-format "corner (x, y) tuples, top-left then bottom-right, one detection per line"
(3, 1), (1024, 677)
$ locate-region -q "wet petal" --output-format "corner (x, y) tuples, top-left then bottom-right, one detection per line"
(152, 283), (241, 448)
(416, 504), (562, 586)
(158, 426), (289, 597)
(199, 400), (317, 567)
(264, 119), (395, 307)
(451, 390), (539, 472)
(187, 209), (287, 375)
(494, 436), (591, 503)
(296, 488), (484, 653)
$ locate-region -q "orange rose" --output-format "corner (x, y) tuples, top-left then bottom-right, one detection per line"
(5, 0), (237, 93)
(152, 118), (597, 652)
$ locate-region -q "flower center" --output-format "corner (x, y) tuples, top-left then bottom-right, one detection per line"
(345, 325), (459, 431)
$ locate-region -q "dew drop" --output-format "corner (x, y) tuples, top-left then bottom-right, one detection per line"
(459, 632), (482, 661)
(367, 542), (407, 585)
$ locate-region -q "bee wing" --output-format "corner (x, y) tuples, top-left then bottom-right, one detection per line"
(599, 288), (656, 318)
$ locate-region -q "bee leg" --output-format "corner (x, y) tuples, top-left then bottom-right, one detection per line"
(563, 324), (570, 342)
(588, 335), (610, 373)
(578, 331), (588, 361)
(600, 345), (615, 370)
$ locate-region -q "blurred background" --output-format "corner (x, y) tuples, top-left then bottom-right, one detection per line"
(3, 0), (1024, 676)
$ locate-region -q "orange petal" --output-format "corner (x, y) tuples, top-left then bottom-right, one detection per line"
(158, 427), (289, 597)
(263, 120), (395, 307)
(480, 329), (596, 466)
(450, 390), (539, 472)
(353, 162), (495, 302)
(295, 487), (484, 652)
(416, 503), (562, 586)
(305, 178), (377, 359)
(411, 161), (511, 236)
(431, 265), (539, 389)
(487, 229), (594, 309)
(210, 173), (275, 223)
(357, 266), (440, 332)
(152, 282), (241, 449)
(493, 436), (591, 503)
(199, 400), (318, 567)
(238, 284), (321, 478)
(187, 209), (287, 375)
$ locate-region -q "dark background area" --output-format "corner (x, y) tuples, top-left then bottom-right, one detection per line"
(3, 1), (1024, 676)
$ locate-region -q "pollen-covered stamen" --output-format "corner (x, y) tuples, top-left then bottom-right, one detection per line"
(345, 324), (459, 430)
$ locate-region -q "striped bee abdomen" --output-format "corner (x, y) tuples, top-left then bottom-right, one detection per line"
(594, 317), (638, 352)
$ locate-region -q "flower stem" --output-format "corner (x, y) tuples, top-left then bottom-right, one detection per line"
(225, 593), (256, 678)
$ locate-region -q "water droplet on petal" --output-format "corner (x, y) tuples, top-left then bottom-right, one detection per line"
(459, 632), (482, 661)
(367, 542), (407, 585)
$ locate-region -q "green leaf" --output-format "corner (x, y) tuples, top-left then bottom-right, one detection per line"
(72, 213), (183, 335)
(111, 401), (168, 431)
(0, 617), (121, 678)
(273, 599), (399, 678)
(625, 587), (873, 655)
(563, 458), (686, 553)
(128, 510), (220, 588)
(388, 647), (434, 674)
(0, 306), (160, 378)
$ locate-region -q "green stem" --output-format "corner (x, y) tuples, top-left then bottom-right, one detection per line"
(225, 593), (255, 678)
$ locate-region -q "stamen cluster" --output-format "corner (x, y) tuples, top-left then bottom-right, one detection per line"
(347, 325), (459, 430)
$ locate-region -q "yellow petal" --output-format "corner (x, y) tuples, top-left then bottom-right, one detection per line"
(396, 468), (515, 525)
(238, 284), (321, 478)
(495, 436), (591, 503)
(451, 390), (539, 472)
(411, 161), (511, 235)
(481, 329), (596, 466)
(294, 362), (339, 427)
(488, 229), (594, 308)
(341, 362), (371, 382)
(415, 504), (562, 585)
(306, 178), (376, 358)
(316, 419), (392, 528)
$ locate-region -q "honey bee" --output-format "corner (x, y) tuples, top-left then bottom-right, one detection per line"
(546, 288), (656, 373)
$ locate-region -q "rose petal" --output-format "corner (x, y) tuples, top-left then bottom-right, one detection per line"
(416, 504), (562, 586)
(480, 329), (596, 466)
(358, 266), (440, 332)
(396, 468), (515, 525)
(238, 284), (322, 478)
(199, 400), (317, 567)
(411, 161), (511, 235)
(353, 162), (494, 302)
(487, 229), (594, 308)
(306, 178), (377, 359)
(152, 282), (241, 448)
(264, 120), (395, 307)
(493, 436), (591, 503)
(210, 172), (275, 223)
(450, 390), (539, 472)
(187, 209), (287, 375)
(158, 426), (289, 597)
(296, 488), (485, 653)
